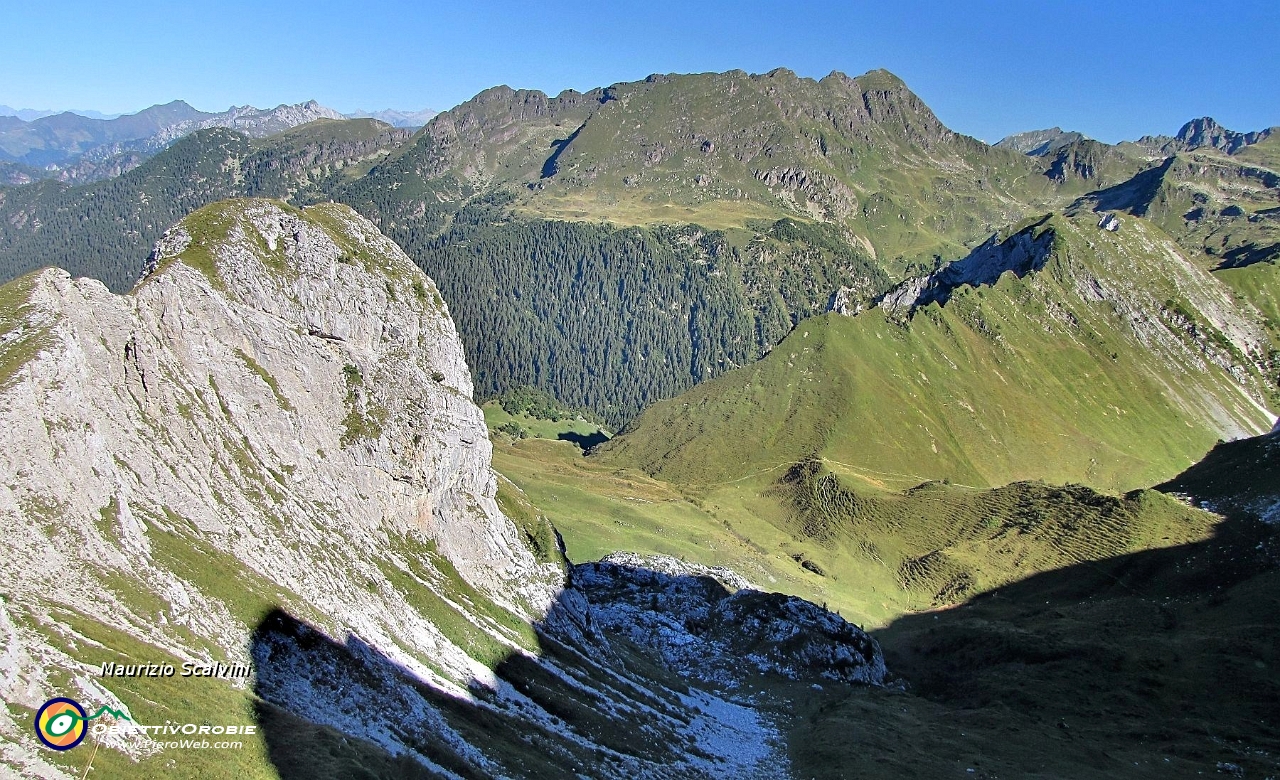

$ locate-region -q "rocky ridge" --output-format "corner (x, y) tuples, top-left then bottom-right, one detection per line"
(877, 210), (1275, 411)
(877, 215), (1058, 316)
(994, 127), (1086, 156)
(1141, 117), (1277, 156)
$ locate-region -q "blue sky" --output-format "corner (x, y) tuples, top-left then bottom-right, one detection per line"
(4, 0), (1278, 143)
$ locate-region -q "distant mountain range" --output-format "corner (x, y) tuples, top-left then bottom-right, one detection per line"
(999, 117), (1280, 159)
(342, 107), (437, 127)
(0, 103), (435, 128)
(0, 100), (433, 185)
(0, 105), (121, 121)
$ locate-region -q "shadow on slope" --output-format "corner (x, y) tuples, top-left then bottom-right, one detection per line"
(1157, 429), (1280, 510)
(789, 504), (1280, 779)
(1072, 156), (1175, 215)
(557, 429), (610, 450)
(249, 559), (885, 779)
(876, 214), (1057, 316)
(1215, 243), (1280, 271)
(249, 608), (686, 779)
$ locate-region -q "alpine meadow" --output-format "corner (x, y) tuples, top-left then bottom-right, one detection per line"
(1, 23), (1279, 780)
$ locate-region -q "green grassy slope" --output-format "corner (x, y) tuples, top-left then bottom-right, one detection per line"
(490, 426), (1218, 629)
(1232, 133), (1280, 171)
(490, 411), (1280, 777)
(788, 518), (1280, 779)
(1218, 259), (1280, 341)
(598, 213), (1275, 492)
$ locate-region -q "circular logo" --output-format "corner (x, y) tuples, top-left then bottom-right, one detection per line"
(34, 698), (87, 751)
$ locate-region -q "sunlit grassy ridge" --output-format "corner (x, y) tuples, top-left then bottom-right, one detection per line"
(596, 212), (1274, 492)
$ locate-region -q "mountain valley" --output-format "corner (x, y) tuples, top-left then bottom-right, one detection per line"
(0, 65), (1278, 778)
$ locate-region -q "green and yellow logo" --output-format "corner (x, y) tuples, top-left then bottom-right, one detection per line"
(34, 698), (130, 751)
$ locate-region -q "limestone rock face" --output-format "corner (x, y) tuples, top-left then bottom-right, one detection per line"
(0, 199), (564, 771)
(5, 199), (553, 601)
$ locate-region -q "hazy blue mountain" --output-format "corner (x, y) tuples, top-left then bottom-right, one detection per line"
(0, 99), (345, 178)
(343, 107), (437, 127)
(0, 105), (122, 120)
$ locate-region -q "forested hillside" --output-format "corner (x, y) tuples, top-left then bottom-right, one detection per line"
(0, 120), (410, 291)
(357, 194), (886, 424)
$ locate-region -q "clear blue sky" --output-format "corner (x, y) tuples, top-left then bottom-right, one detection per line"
(4, 0), (1278, 143)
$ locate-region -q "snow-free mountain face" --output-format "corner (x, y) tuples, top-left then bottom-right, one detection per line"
(0, 197), (887, 778)
(4, 69), (1279, 437)
(994, 126), (1086, 156)
(0, 100), (348, 182)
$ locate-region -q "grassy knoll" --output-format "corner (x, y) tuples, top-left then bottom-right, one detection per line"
(491, 432), (1221, 631)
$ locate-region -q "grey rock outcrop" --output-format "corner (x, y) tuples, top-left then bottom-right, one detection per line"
(877, 217), (1057, 316)
(1137, 117), (1276, 157)
(1170, 117), (1273, 155)
(576, 553), (887, 689)
(0, 199), (562, 773)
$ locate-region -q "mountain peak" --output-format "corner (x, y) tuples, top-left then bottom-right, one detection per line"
(818, 67), (908, 92)
(1158, 116), (1273, 154)
(854, 67), (908, 90)
(995, 127), (1086, 155)
(1176, 116), (1227, 144)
